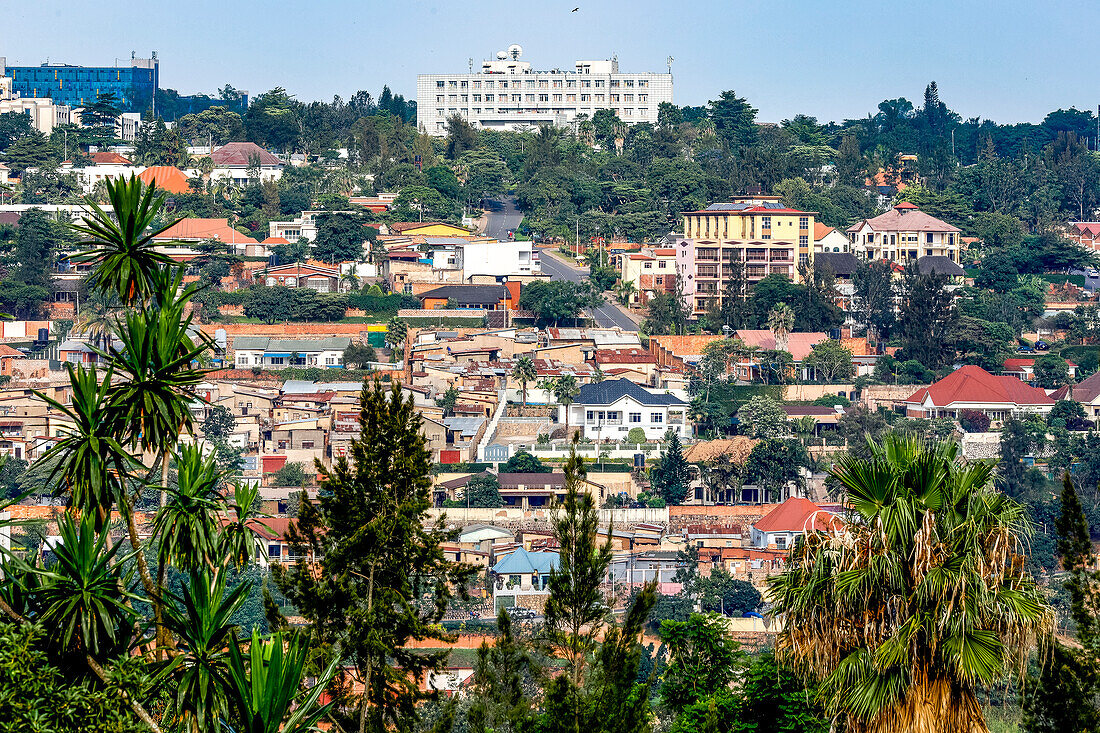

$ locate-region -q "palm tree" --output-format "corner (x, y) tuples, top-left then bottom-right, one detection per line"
(385, 317), (408, 354)
(226, 629), (339, 733)
(341, 270), (360, 293)
(767, 302), (795, 353)
(614, 279), (637, 306)
(511, 355), (537, 406)
(68, 175), (180, 305)
(220, 482), (264, 570)
(73, 288), (120, 351)
(769, 435), (1052, 733)
(551, 374), (581, 439)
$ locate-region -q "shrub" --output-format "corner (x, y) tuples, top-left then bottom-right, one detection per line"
(958, 409), (991, 433)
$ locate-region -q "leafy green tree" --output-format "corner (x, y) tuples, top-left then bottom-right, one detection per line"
(803, 339), (855, 382)
(501, 450), (548, 474)
(736, 395), (786, 439)
(275, 381), (474, 733)
(771, 436), (1052, 733)
(744, 438), (806, 502)
(271, 461), (312, 488)
(651, 432), (691, 505)
(696, 568), (762, 617)
(659, 613), (745, 711)
(520, 280), (593, 326)
(1, 133), (53, 174)
(1034, 354), (1070, 389)
(708, 90), (758, 153)
(11, 208), (59, 289)
(896, 263), (957, 370)
(313, 212), (370, 263)
(343, 342), (377, 368)
(465, 473), (503, 508)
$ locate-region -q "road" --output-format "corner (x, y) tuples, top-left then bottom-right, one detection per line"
(1070, 268), (1100, 290)
(484, 196), (639, 330)
(482, 198), (524, 240)
(539, 251), (640, 330)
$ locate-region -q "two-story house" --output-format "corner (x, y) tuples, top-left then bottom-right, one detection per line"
(846, 202), (960, 264)
(564, 379), (689, 441)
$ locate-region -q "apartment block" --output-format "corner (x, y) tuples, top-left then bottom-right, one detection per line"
(417, 44), (672, 135)
(676, 197), (816, 317)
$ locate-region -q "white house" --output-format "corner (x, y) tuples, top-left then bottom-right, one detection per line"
(813, 223), (851, 254)
(209, 142), (284, 185)
(233, 337), (351, 369)
(563, 379), (690, 442)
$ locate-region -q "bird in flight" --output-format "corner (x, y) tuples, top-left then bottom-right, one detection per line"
(572, 6), (579, 11)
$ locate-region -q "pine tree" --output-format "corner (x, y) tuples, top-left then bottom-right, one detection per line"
(275, 380), (474, 733)
(652, 432), (691, 505)
(1022, 472), (1100, 732)
(467, 610), (540, 733)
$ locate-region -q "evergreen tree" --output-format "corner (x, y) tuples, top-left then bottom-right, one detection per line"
(652, 432), (691, 505)
(1022, 472), (1100, 732)
(275, 380), (474, 733)
(468, 610), (540, 733)
(543, 441), (615, 732)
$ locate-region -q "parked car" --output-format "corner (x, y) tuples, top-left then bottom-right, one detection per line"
(1035, 340), (1050, 351)
(507, 606), (535, 619)
(1017, 344), (1035, 353)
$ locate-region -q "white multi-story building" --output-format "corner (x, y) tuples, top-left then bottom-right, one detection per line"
(417, 44), (673, 135)
(424, 238), (539, 279)
(0, 75), (72, 135)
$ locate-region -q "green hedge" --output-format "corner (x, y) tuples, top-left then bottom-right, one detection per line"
(245, 367), (376, 383)
(1039, 273), (1086, 287)
(403, 316), (487, 327)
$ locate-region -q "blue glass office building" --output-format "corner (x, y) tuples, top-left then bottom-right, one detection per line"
(0, 53), (158, 114)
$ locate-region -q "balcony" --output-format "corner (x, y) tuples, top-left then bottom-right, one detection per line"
(746, 267), (767, 278)
(769, 252), (792, 262)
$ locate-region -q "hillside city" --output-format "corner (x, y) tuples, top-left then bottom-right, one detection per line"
(2, 35), (1100, 733)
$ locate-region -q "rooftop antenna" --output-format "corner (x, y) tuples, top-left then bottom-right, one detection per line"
(468, 57), (473, 73)
(666, 56), (674, 74)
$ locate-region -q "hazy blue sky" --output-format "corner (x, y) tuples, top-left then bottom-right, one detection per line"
(4, 0), (1098, 124)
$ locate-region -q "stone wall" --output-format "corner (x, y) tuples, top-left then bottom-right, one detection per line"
(508, 405), (556, 418)
(494, 417), (552, 439)
(862, 384), (926, 411)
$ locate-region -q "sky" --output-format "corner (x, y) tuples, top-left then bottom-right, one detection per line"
(4, 0), (1099, 124)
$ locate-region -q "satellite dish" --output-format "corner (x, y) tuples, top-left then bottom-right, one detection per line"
(496, 51), (508, 60)
(508, 44), (523, 60)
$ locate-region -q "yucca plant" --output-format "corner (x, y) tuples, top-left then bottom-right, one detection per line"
(225, 629), (338, 733)
(153, 444), (225, 574)
(769, 434), (1053, 733)
(68, 175), (180, 305)
(162, 568), (249, 733)
(219, 482), (265, 570)
(36, 364), (136, 526)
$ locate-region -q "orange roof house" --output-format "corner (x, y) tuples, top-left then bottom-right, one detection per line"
(139, 166), (191, 194)
(89, 151), (133, 165)
(152, 218), (258, 246)
(751, 497), (844, 548)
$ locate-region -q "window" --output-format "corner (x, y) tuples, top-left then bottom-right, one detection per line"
(436, 81), (445, 88)
(436, 95), (443, 103)
(595, 80), (604, 87)
(639, 94), (648, 102)
(486, 94), (494, 102)
(448, 80), (457, 88)
(538, 80), (548, 88)
(629, 412), (642, 423)
(799, 235), (808, 245)
(610, 79), (620, 87)
(581, 94), (590, 102)
(625, 79), (635, 88)
(473, 94), (481, 102)
(799, 253), (809, 266)
(624, 94), (634, 102)
(926, 248), (933, 256)
(301, 440), (315, 449)
(610, 94), (619, 102)
(238, 356), (249, 365)
(486, 80), (495, 88)
(927, 233), (934, 243)
(651, 413), (664, 423)
(473, 81), (481, 89)
(460, 80), (467, 88)
(539, 94), (548, 102)
(587, 410), (595, 422)
(553, 94), (562, 101)
(638, 79), (648, 87)
(269, 357), (285, 365)
(761, 216), (771, 229)
(582, 80), (591, 88)
(799, 216), (809, 229)
(526, 94), (535, 102)
(525, 80), (535, 88)
(567, 79), (576, 88)
(325, 357), (337, 365)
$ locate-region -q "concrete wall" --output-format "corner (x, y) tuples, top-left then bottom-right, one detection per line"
(861, 384), (926, 411)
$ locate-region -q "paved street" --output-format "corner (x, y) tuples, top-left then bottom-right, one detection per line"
(539, 251), (640, 330)
(1070, 268), (1100, 290)
(482, 198), (524, 240)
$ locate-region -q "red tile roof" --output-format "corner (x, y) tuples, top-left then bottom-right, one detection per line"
(846, 206), (960, 234)
(813, 222), (835, 239)
(263, 236), (290, 245)
(153, 218), (258, 244)
(139, 165), (191, 194)
(754, 498), (843, 533)
(905, 365), (1054, 408)
(90, 151), (133, 165)
(210, 142), (283, 167)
